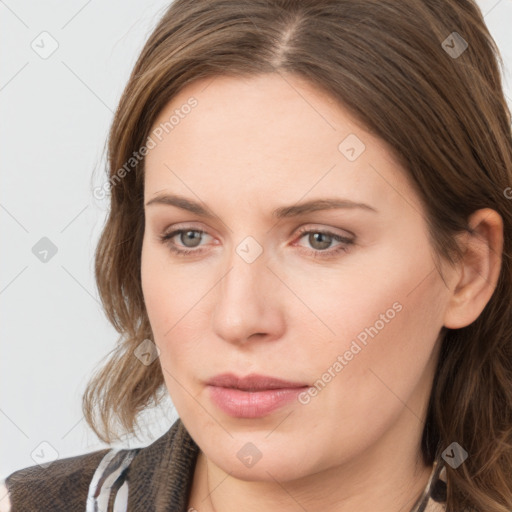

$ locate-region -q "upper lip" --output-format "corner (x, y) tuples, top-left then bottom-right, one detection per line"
(206, 373), (309, 391)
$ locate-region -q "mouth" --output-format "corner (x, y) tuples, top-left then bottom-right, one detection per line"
(206, 372), (309, 390)
(206, 373), (310, 418)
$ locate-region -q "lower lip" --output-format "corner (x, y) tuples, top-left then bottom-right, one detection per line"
(207, 385), (308, 418)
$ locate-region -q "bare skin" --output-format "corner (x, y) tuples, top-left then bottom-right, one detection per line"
(140, 72), (503, 512)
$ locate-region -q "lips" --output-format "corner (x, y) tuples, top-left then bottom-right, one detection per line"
(205, 373), (310, 418)
(206, 372), (308, 391)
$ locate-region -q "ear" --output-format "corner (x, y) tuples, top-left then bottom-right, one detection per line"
(443, 208), (504, 329)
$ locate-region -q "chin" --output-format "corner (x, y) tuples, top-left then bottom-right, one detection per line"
(219, 455), (310, 483)
(202, 434), (319, 483)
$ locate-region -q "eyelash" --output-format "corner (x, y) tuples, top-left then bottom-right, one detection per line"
(158, 227), (354, 259)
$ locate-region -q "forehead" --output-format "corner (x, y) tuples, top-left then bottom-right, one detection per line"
(143, 73), (421, 216)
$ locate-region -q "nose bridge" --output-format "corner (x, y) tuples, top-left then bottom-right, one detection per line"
(212, 237), (280, 343)
(217, 243), (265, 320)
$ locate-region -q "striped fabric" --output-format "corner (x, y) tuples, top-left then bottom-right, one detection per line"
(86, 448), (140, 511)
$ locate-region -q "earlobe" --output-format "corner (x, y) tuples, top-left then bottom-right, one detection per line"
(443, 208), (504, 329)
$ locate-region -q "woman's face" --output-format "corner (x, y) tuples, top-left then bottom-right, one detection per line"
(141, 73), (454, 482)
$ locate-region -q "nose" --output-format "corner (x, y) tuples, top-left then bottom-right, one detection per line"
(211, 245), (285, 346)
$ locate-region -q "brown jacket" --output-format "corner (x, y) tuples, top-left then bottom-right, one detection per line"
(1, 418), (447, 511)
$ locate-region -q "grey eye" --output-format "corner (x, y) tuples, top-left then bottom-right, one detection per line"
(179, 230), (203, 248)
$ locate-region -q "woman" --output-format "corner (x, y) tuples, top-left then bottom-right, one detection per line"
(2, 0), (511, 510)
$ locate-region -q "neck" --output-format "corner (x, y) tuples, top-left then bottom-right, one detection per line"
(187, 416), (434, 512)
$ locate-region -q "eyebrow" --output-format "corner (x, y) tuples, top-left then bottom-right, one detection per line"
(145, 193), (378, 218)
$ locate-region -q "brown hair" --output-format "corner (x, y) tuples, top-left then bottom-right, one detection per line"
(83, 1), (512, 510)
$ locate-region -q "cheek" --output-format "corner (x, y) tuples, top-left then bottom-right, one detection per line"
(141, 250), (195, 413)
(141, 240), (179, 349)
(297, 239), (447, 424)
(140, 240), (207, 373)
(312, 264), (446, 447)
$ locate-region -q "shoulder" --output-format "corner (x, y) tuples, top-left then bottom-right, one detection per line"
(1, 418), (199, 511)
(2, 447), (111, 511)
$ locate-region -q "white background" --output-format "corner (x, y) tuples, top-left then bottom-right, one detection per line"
(1, 0), (511, 479)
